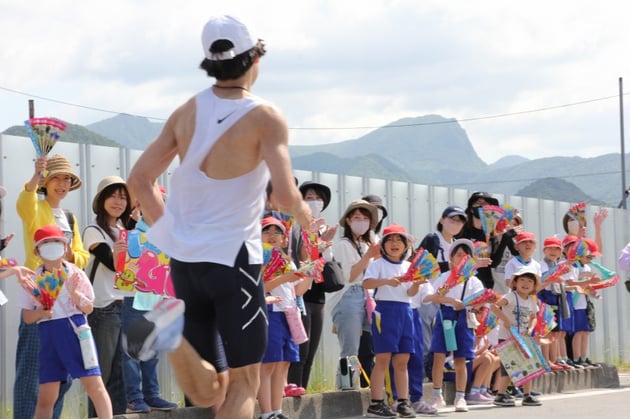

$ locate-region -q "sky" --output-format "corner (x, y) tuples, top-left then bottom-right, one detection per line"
(1, 0), (630, 164)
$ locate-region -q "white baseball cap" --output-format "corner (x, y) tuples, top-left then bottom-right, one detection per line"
(201, 15), (258, 61)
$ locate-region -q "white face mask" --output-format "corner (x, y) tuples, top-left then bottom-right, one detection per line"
(38, 242), (66, 261)
(350, 220), (370, 236)
(567, 219), (580, 235)
(306, 200), (324, 218)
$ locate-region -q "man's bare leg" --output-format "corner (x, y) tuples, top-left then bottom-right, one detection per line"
(167, 338), (228, 408)
(216, 363), (261, 419)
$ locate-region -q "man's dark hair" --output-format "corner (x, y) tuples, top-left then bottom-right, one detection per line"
(200, 40), (266, 80)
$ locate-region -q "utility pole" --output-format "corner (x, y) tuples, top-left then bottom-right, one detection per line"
(620, 77), (627, 209)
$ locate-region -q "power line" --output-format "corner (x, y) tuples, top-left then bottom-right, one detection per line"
(1, 85), (627, 130)
(0, 86), (168, 121)
(435, 168), (623, 187)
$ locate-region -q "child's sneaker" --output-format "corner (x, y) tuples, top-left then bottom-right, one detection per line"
(413, 400), (438, 415)
(123, 298), (185, 361)
(493, 393), (516, 407)
(430, 394), (446, 410)
(126, 399), (151, 413)
(366, 401), (397, 418)
(481, 390), (496, 400)
(145, 396), (178, 411)
(283, 384), (306, 397)
(454, 396), (468, 412)
(522, 394), (542, 406)
(396, 400), (416, 418)
(466, 392), (493, 405)
(506, 384), (523, 398)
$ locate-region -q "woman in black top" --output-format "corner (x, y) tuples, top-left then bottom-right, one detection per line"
(456, 192), (518, 289)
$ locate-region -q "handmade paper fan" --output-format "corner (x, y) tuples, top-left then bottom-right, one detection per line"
(262, 243), (289, 282)
(295, 257), (326, 278)
(403, 247), (440, 282)
(588, 261), (621, 291)
(540, 262), (571, 285)
(24, 117), (66, 157)
(496, 204), (520, 233)
(462, 288), (500, 307)
(567, 202), (587, 227)
(473, 241), (490, 258)
(271, 211), (294, 238)
(301, 229), (330, 260)
(478, 205), (504, 236)
(534, 303), (557, 338)
(475, 307), (498, 337)
(442, 253), (476, 291)
(31, 267), (68, 310)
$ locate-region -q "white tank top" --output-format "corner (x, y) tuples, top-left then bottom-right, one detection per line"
(147, 88), (270, 267)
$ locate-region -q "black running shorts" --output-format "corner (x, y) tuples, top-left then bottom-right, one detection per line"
(170, 244), (268, 372)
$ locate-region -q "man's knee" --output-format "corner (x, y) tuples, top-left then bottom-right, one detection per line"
(189, 371), (229, 408)
(229, 364), (261, 392)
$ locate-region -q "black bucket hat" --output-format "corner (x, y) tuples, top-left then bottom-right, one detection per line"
(299, 181), (331, 210)
(467, 191), (499, 208)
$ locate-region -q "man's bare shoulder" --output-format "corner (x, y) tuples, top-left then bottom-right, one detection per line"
(249, 102), (287, 136)
(169, 97), (197, 123)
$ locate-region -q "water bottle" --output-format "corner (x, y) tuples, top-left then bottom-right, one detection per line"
(77, 324), (99, 370)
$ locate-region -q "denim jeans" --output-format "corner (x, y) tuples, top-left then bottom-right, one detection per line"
(331, 285), (368, 358)
(121, 297), (160, 402)
(14, 319), (71, 419)
(88, 300), (127, 415)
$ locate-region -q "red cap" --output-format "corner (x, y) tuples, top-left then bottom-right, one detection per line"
(34, 225), (68, 247)
(543, 237), (562, 249)
(261, 216), (286, 233)
(562, 235), (578, 248)
(515, 231), (536, 244)
(583, 238), (602, 257)
(382, 224), (415, 242)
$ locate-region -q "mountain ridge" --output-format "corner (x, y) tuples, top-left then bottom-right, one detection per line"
(2, 113), (623, 206)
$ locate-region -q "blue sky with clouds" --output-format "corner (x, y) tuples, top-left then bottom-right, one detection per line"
(1, 0), (629, 164)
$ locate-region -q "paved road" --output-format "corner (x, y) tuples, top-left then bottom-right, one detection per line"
(341, 386), (630, 419)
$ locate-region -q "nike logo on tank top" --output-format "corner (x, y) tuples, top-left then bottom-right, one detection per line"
(147, 88), (270, 267)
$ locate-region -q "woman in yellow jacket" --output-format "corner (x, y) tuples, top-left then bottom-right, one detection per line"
(14, 154), (90, 419)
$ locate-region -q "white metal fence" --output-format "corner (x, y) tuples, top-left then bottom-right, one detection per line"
(1, 133), (629, 417)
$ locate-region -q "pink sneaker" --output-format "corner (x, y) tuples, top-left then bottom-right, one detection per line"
(284, 384), (305, 397)
(466, 392), (493, 405)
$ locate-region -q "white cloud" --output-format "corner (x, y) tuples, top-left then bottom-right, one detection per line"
(2, 0), (630, 164)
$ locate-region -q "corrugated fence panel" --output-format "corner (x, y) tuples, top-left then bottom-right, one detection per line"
(2, 134), (630, 417)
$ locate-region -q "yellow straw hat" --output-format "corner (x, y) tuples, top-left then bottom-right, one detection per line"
(38, 154), (82, 192)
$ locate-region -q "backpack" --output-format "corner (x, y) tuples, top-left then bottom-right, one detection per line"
(417, 232), (449, 272)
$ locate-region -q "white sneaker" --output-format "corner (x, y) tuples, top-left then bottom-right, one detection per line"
(454, 396), (468, 412)
(430, 395), (446, 410)
(123, 298), (185, 361)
